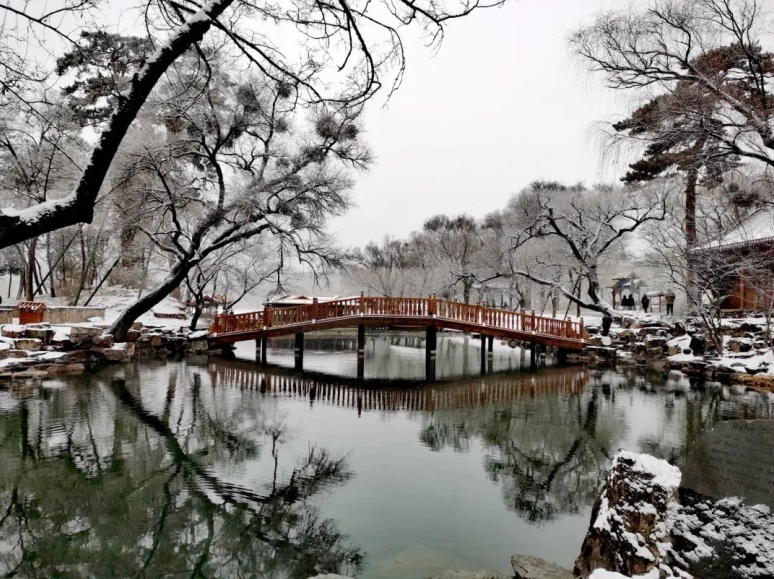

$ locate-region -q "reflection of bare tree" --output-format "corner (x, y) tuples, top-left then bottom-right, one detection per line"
(0, 372), (363, 578)
(419, 386), (615, 524)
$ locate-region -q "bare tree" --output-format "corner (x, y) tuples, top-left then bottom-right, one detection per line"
(421, 214), (482, 303)
(0, 0), (507, 249)
(483, 182), (671, 314)
(0, 103), (83, 299)
(185, 241), (280, 329)
(105, 63), (369, 340)
(572, 0), (774, 174)
(348, 236), (437, 297)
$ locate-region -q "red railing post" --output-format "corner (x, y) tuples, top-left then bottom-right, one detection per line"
(265, 306), (272, 328)
(360, 291), (365, 315)
(531, 310), (536, 333)
(312, 298), (318, 321)
(579, 318), (585, 340)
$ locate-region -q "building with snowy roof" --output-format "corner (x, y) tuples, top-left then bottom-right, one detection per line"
(691, 207), (774, 311)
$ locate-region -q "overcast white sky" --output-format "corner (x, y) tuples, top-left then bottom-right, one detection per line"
(333, 0), (629, 247)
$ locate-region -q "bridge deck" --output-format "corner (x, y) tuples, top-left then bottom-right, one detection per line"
(209, 295), (588, 351)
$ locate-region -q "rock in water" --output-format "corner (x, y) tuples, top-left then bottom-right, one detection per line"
(511, 554), (575, 578)
(574, 451), (681, 578)
(431, 571), (511, 579)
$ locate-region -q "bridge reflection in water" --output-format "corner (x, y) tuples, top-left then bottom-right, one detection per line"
(205, 358), (589, 415)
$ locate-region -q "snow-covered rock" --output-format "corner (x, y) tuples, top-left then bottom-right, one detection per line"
(511, 554), (574, 578)
(589, 570), (660, 579)
(575, 451), (681, 578)
(1, 324), (25, 339)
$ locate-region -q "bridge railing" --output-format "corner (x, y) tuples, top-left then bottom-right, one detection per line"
(210, 295), (587, 342)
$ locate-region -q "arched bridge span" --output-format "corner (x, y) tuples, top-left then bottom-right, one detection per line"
(209, 295), (588, 378)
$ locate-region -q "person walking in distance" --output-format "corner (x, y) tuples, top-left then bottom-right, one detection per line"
(641, 293), (650, 313)
(665, 290), (676, 316)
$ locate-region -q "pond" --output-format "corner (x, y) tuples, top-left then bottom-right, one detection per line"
(0, 332), (772, 579)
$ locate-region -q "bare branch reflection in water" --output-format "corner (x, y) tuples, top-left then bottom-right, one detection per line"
(2, 356), (774, 577)
(0, 367), (364, 578)
(199, 356), (774, 528)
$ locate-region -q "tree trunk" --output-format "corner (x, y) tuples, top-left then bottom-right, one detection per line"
(585, 264), (612, 314)
(120, 221), (139, 271)
(576, 278), (582, 317)
(107, 260), (189, 341)
(78, 226), (87, 295)
(684, 144), (703, 313)
(190, 303), (204, 331)
(46, 233), (56, 297)
(24, 237), (38, 301)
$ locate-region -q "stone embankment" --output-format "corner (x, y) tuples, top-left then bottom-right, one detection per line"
(0, 321), (218, 382)
(576, 315), (774, 391)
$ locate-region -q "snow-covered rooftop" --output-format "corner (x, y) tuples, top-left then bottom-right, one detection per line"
(693, 207), (774, 252)
(265, 295), (348, 307)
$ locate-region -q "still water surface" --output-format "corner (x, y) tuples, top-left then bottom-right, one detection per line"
(0, 333), (772, 578)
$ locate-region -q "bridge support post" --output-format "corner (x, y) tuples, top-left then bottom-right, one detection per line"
(294, 333), (304, 371)
(487, 335), (494, 373)
(556, 348), (568, 364)
(357, 324), (366, 379)
(425, 325), (437, 382)
(530, 343), (537, 370)
(480, 334), (487, 374)
(260, 337), (267, 365)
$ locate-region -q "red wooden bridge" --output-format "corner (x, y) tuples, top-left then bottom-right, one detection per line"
(209, 295), (588, 378)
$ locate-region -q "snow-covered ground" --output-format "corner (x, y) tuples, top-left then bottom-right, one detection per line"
(5, 286), (199, 330)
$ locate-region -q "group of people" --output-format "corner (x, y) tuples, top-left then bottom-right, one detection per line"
(619, 294), (640, 311)
(618, 291), (676, 315)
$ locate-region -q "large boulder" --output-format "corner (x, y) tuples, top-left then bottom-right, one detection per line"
(32, 363), (85, 375)
(575, 451), (681, 578)
(11, 369), (48, 380)
(13, 338), (41, 351)
(125, 329), (141, 342)
(24, 327), (54, 345)
(431, 571), (511, 579)
(92, 334), (114, 348)
(188, 338), (209, 353)
(1, 324), (25, 339)
(69, 325), (104, 345)
(511, 554), (575, 579)
(99, 347), (131, 363)
(728, 338), (753, 353)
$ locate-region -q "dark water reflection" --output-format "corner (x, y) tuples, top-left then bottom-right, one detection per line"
(260, 333), (539, 379)
(0, 337), (772, 578)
